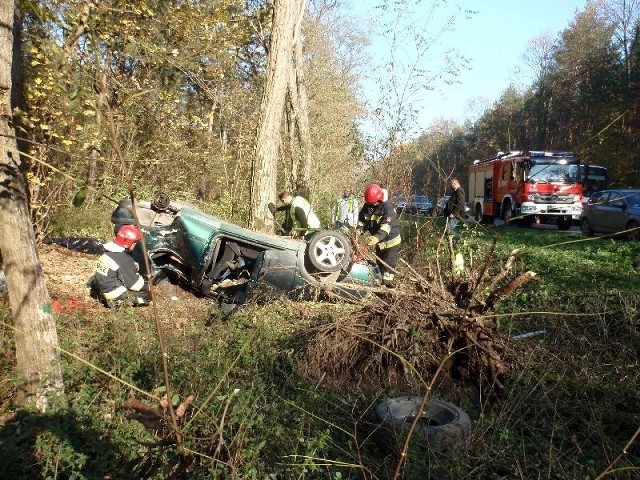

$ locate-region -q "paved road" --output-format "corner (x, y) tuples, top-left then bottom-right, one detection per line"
(490, 218), (582, 234)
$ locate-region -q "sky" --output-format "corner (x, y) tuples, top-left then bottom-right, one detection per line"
(351, 0), (589, 136)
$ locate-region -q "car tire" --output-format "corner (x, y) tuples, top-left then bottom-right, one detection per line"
(626, 220), (640, 241)
(581, 218), (595, 236)
(306, 230), (352, 273)
(374, 397), (471, 452)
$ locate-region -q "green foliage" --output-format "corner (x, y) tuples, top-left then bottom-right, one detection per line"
(46, 202), (114, 239)
(3, 222), (640, 477)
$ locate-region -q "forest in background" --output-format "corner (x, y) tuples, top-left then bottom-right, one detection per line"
(11, 0), (640, 231)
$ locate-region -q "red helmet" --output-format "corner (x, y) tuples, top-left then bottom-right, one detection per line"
(114, 225), (142, 249)
(364, 184), (384, 204)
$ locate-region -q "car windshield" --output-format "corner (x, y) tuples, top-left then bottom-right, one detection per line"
(527, 162), (579, 183)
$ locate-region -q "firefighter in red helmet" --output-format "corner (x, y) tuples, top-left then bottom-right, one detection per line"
(356, 183), (401, 287)
(88, 225), (151, 308)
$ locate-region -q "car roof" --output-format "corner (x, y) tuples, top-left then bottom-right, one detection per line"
(594, 189), (640, 195)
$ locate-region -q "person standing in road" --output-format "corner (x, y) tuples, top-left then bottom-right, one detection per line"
(331, 188), (358, 231)
(270, 191), (320, 238)
(88, 225), (151, 308)
(444, 178), (466, 241)
(356, 183), (402, 287)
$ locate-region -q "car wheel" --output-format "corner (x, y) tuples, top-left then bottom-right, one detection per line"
(581, 218), (594, 236)
(307, 230), (352, 273)
(626, 220), (640, 241)
(374, 397), (471, 452)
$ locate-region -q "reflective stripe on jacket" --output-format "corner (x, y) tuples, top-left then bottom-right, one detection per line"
(290, 196), (320, 229)
(92, 242), (144, 300)
(357, 200), (401, 248)
(332, 196), (358, 226)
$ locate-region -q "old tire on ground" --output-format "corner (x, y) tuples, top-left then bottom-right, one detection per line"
(306, 230), (352, 273)
(581, 218), (594, 236)
(374, 397), (471, 452)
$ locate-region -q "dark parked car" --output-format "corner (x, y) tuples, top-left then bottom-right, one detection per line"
(395, 195), (416, 214)
(111, 194), (380, 305)
(580, 189), (640, 240)
(413, 195), (434, 215)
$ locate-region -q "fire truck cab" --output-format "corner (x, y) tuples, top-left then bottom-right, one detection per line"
(468, 150), (582, 230)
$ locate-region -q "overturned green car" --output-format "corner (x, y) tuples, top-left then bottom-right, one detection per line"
(111, 193), (379, 304)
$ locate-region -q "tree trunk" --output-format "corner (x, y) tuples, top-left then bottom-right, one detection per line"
(288, 0), (312, 198)
(248, 0), (301, 232)
(0, 1), (65, 412)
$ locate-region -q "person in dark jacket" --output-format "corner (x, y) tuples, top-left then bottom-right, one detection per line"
(88, 225), (151, 308)
(356, 183), (402, 287)
(444, 178), (466, 240)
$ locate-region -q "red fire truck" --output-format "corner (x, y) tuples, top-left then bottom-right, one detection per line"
(468, 150), (592, 230)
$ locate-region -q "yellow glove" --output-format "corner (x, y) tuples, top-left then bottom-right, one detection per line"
(367, 236), (380, 247)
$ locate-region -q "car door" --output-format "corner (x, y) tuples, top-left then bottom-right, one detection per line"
(587, 191), (609, 233)
(602, 191), (626, 233)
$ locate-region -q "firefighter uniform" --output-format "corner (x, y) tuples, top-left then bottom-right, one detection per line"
(89, 241), (149, 308)
(357, 200), (402, 286)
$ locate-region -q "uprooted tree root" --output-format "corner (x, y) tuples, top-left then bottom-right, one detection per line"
(300, 241), (536, 393)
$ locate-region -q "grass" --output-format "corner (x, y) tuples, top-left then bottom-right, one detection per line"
(1, 217), (639, 479)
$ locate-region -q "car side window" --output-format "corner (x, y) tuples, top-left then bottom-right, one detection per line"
(608, 192), (624, 207)
(628, 194), (640, 207)
(589, 192), (607, 205)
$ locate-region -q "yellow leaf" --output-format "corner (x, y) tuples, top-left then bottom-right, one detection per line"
(39, 124), (49, 130)
(75, 125), (83, 131)
(83, 110), (96, 116)
(62, 139), (73, 145)
(34, 77), (42, 85)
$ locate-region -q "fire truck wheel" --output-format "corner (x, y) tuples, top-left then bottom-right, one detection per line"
(473, 204), (482, 222)
(519, 215), (535, 227)
(581, 218), (594, 237)
(557, 216), (573, 230)
(626, 220), (640, 241)
(502, 203), (514, 224)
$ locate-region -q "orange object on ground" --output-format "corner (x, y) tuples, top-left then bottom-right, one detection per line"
(52, 298), (88, 313)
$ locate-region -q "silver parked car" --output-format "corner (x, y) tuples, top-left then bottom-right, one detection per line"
(580, 189), (640, 240)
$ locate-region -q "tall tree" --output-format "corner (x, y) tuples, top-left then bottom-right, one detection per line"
(0, 0), (65, 411)
(249, 0), (304, 232)
(286, 0), (312, 197)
